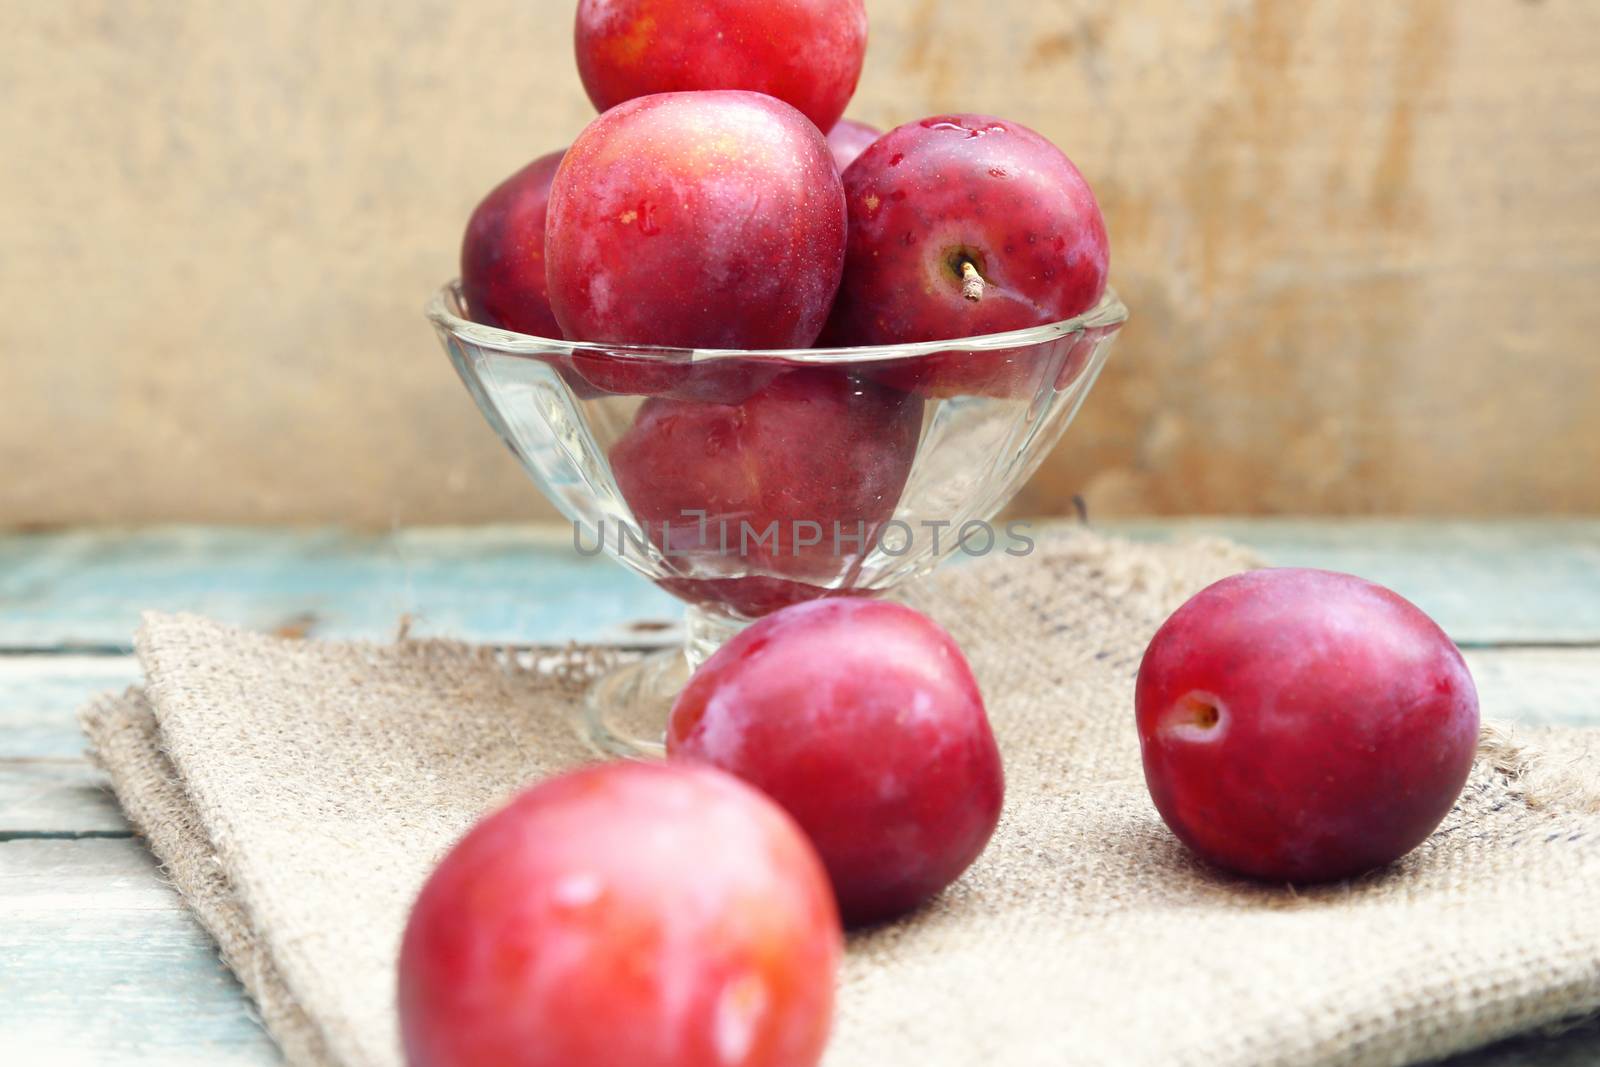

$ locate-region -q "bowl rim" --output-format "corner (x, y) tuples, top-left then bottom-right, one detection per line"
(426, 279), (1128, 364)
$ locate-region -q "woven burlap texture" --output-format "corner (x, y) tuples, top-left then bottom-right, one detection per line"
(80, 530), (1600, 1067)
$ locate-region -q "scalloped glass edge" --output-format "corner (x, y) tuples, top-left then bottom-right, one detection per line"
(426, 279), (1128, 365)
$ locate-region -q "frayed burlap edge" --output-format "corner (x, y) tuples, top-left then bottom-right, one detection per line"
(82, 688), (338, 1067)
(1477, 722), (1600, 815)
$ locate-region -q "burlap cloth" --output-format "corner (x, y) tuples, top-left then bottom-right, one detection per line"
(80, 531), (1600, 1067)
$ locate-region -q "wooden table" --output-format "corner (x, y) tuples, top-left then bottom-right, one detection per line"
(4, 519), (1598, 1066)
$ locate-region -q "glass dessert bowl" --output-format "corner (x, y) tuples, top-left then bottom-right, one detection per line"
(427, 280), (1128, 756)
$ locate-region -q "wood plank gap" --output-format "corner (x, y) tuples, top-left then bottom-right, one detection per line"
(1, 756), (90, 766)
(1456, 640), (1600, 652)
(0, 641), (672, 657)
(0, 644), (138, 657)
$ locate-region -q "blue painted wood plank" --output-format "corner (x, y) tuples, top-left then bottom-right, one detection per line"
(0, 761), (127, 836)
(0, 526), (681, 651)
(1110, 518), (1600, 647)
(0, 838), (279, 1065)
(2, 520), (1599, 651)
(0, 657), (140, 759)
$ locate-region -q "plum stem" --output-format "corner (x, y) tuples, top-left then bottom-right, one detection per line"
(1161, 691), (1227, 741)
(959, 258), (986, 302)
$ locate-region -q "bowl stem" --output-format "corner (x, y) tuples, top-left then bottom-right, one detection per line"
(575, 605), (748, 759)
(684, 605), (749, 669)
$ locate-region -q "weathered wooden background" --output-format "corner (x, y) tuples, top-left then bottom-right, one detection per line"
(4, 0), (1597, 525)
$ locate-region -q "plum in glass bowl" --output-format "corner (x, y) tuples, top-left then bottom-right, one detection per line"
(427, 280), (1127, 756)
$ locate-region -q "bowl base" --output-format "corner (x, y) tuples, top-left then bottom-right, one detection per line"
(576, 647), (689, 759)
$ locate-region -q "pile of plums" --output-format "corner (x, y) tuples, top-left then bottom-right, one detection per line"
(458, 0), (1111, 621)
(403, 5), (1480, 1066)
(462, 2), (1108, 359)
(399, 566), (1478, 1067)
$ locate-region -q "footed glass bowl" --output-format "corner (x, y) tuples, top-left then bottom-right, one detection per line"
(427, 280), (1127, 756)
